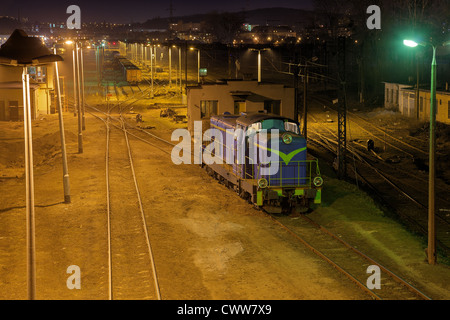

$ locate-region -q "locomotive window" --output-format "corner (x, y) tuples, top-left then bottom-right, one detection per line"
(261, 119), (285, 131)
(284, 122), (299, 134)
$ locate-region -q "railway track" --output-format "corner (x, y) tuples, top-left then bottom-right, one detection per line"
(88, 99), (162, 300)
(307, 101), (450, 256)
(268, 212), (432, 300)
(89, 102), (438, 299)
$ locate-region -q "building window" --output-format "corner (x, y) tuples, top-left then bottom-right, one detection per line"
(200, 100), (218, 118)
(8, 100), (19, 121)
(448, 101), (450, 120)
(27, 66), (47, 83)
(264, 100), (281, 115)
(234, 100), (246, 114)
(0, 100), (5, 121)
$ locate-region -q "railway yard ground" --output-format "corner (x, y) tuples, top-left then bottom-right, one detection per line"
(1, 91), (449, 300)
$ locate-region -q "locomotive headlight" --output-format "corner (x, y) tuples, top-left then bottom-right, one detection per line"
(282, 133), (293, 144)
(313, 176), (323, 187)
(258, 178), (268, 189)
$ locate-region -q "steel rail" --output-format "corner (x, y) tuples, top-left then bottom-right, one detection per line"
(299, 214), (432, 300)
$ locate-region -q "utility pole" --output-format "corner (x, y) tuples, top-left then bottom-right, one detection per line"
(80, 46), (86, 131)
(416, 54), (420, 120)
(22, 67), (36, 300)
(337, 36), (347, 180)
(179, 46), (182, 94)
(302, 64), (308, 138)
(185, 41), (188, 92)
(54, 48), (71, 203)
(72, 47), (77, 117)
(150, 45), (154, 98)
(169, 46), (172, 88)
(428, 45), (437, 265)
(75, 42), (83, 153)
(293, 63), (299, 123)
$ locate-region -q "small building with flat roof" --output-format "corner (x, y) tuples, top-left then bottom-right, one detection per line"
(186, 80), (295, 134)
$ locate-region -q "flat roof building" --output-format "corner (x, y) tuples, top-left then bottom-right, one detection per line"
(186, 80), (295, 134)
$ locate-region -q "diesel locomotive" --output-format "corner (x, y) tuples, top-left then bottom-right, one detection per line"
(202, 112), (322, 214)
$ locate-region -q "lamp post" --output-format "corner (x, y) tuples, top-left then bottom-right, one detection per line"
(179, 46), (182, 94)
(172, 45), (182, 94)
(249, 48), (269, 83)
(0, 29), (63, 300)
(75, 42), (83, 153)
(168, 45), (172, 88)
(53, 47), (71, 204)
(80, 45), (86, 131)
(190, 47), (200, 84)
(66, 41), (77, 117)
(403, 38), (449, 265)
(150, 44), (154, 98)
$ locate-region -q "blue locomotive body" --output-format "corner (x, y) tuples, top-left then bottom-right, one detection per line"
(205, 112), (322, 213)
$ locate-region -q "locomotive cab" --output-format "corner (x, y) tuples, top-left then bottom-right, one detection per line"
(207, 112), (322, 214)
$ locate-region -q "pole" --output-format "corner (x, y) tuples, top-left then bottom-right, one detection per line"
(185, 42), (188, 92)
(258, 50), (261, 83)
(80, 46), (86, 131)
(23, 67), (36, 300)
(416, 54), (420, 120)
(197, 49), (200, 84)
(54, 49), (71, 203)
(293, 63), (299, 123)
(75, 43), (83, 153)
(428, 45), (437, 265)
(179, 47), (182, 94)
(72, 47), (77, 117)
(150, 45), (154, 98)
(169, 46), (172, 88)
(303, 64), (308, 137)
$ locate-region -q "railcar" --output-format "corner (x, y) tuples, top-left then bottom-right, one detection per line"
(117, 57), (142, 83)
(202, 112), (322, 214)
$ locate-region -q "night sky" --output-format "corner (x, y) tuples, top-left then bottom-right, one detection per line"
(1, 0), (314, 23)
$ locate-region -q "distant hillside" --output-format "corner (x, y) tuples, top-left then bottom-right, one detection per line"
(140, 7), (316, 29)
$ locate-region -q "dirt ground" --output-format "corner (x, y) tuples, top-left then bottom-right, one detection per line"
(0, 99), (449, 300)
(0, 107), (368, 300)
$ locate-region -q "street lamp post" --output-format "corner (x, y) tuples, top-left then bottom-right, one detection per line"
(179, 46), (182, 94)
(150, 45), (154, 98)
(80, 45), (86, 131)
(0, 29), (63, 300)
(249, 48), (269, 83)
(403, 38), (448, 265)
(190, 47), (200, 84)
(53, 47), (71, 204)
(75, 42), (83, 153)
(68, 41), (77, 117)
(169, 46), (172, 88)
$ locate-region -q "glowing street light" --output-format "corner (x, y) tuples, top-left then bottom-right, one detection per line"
(403, 39), (419, 48)
(403, 37), (450, 265)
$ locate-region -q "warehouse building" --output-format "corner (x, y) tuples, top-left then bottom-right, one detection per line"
(383, 82), (450, 124)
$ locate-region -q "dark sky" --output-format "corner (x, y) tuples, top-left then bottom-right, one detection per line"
(1, 0), (314, 23)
